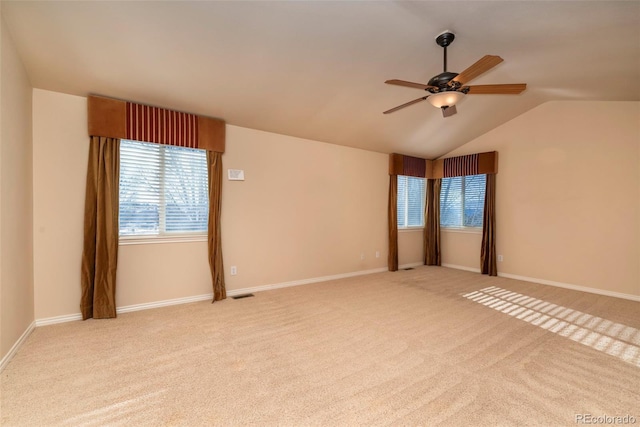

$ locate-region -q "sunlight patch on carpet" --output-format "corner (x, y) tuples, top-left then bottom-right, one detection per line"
(462, 286), (640, 368)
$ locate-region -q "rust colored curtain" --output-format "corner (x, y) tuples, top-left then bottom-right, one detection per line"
(424, 178), (441, 266)
(388, 175), (398, 271)
(80, 136), (120, 320)
(481, 173), (497, 276)
(207, 151), (226, 301)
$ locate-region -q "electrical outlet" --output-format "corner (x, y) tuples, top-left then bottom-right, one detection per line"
(375, 251), (380, 258)
(360, 253), (365, 260)
(497, 255), (503, 262)
(230, 266), (237, 275)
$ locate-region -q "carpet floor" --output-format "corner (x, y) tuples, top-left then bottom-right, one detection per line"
(2, 266), (639, 426)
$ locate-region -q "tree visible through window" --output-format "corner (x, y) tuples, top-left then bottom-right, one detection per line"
(119, 139), (208, 237)
(397, 175), (426, 228)
(440, 174), (486, 228)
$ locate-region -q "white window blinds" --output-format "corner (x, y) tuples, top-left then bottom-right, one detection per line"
(397, 175), (426, 228)
(440, 174), (486, 228)
(119, 139), (209, 236)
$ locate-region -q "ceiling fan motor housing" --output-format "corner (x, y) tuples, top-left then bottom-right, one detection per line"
(429, 32), (461, 92)
(427, 72), (459, 90)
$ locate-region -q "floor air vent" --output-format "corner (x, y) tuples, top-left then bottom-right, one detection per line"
(231, 293), (255, 300)
(404, 268), (414, 271)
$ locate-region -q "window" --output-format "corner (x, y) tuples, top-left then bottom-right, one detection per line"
(397, 175), (426, 228)
(440, 174), (486, 228)
(119, 139), (208, 237)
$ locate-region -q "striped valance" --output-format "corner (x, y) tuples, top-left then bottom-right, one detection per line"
(389, 153), (433, 178)
(126, 102), (198, 149)
(88, 95), (225, 153)
(444, 153), (478, 177)
(429, 151), (498, 178)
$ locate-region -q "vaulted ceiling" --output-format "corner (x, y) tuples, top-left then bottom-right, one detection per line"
(2, 1), (639, 158)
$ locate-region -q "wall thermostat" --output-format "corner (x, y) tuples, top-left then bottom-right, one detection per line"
(228, 169), (245, 181)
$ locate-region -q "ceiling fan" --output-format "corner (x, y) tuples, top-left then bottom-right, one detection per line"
(383, 31), (526, 118)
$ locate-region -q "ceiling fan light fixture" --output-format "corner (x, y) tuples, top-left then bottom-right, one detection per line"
(427, 91), (465, 108)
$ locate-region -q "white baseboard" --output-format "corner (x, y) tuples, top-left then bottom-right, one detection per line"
(117, 293), (213, 314)
(227, 267), (388, 296)
(442, 263), (481, 273)
(0, 321), (35, 373)
(35, 294), (214, 327)
(398, 262), (424, 269)
(497, 272), (640, 303)
(442, 263), (640, 302)
(35, 266), (391, 326)
(35, 313), (83, 327)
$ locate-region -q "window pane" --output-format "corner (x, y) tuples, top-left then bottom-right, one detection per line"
(407, 177), (425, 227)
(119, 140), (208, 236)
(397, 175), (425, 228)
(440, 174), (486, 228)
(463, 174), (486, 227)
(440, 177), (462, 227)
(163, 145), (209, 233)
(397, 176), (407, 227)
(119, 140), (161, 235)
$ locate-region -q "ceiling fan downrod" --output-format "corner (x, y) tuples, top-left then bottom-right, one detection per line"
(436, 31), (455, 72)
(428, 32), (459, 90)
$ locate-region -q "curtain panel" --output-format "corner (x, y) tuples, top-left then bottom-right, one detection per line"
(424, 178), (441, 266)
(481, 173), (497, 276)
(81, 136), (120, 320)
(207, 151), (226, 301)
(388, 175), (399, 271)
(84, 95), (228, 314)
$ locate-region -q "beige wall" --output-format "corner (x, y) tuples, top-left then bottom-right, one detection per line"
(398, 230), (423, 266)
(442, 101), (640, 297)
(32, 90), (88, 319)
(222, 125), (387, 288)
(32, 89), (389, 319)
(441, 230), (482, 270)
(0, 17), (34, 359)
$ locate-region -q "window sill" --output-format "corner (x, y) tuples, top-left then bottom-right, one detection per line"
(398, 227), (424, 233)
(119, 234), (207, 246)
(441, 227), (482, 235)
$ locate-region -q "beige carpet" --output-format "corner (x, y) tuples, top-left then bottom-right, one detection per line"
(2, 267), (639, 426)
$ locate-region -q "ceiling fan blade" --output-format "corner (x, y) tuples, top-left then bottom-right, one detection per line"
(385, 79), (436, 91)
(383, 96), (429, 114)
(452, 55), (503, 85)
(465, 84), (527, 94)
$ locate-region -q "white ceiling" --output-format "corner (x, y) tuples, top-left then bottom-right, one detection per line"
(2, 1), (639, 158)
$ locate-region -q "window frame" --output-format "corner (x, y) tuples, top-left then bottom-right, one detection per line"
(119, 234), (208, 246)
(118, 139), (209, 245)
